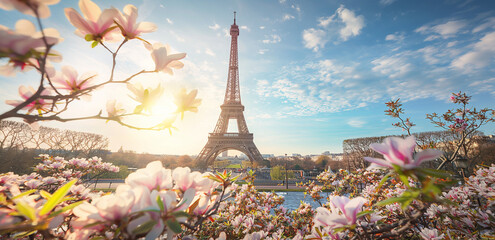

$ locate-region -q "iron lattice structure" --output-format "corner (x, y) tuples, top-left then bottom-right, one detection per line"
(196, 13), (263, 167)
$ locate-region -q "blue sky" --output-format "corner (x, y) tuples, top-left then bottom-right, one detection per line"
(1, 0), (495, 156)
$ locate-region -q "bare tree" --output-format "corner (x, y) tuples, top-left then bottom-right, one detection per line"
(0, 120), (109, 173)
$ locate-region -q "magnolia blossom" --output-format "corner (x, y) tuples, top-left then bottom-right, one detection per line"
(0, 19), (61, 76)
(106, 99), (125, 121)
(127, 82), (163, 113)
(0, 0), (60, 18)
(114, 4), (156, 39)
(174, 88), (201, 119)
(125, 160), (173, 191)
(418, 228), (444, 240)
(172, 167), (211, 192)
(52, 65), (97, 95)
(144, 42), (185, 75)
(5, 85), (52, 114)
(24, 179), (42, 189)
(64, 0), (120, 42)
(314, 196), (367, 228)
(93, 185), (135, 221)
(364, 135), (442, 170)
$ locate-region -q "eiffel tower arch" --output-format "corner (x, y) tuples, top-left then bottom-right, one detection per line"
(196, 12), (263, 168)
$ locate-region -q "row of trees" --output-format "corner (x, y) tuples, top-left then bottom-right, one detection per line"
(105, 151), (195, 169)
(343, 130), (495, 173)
(0, 120), (109, 173)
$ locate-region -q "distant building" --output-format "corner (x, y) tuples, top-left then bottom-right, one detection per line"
(262, 154), (275, 158)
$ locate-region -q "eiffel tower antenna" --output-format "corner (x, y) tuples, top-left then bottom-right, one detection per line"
(196, 13), (263, 168)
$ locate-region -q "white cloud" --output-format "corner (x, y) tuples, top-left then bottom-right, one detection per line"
(292, 4), (301, 13)
(347, 119), (366, 128)
(433, 20), (466, 36)
(385, 32), (404, 42)
(258, 49), (268, 55)
(256, 80), (270, 97)
(256, 113), (272, 119)
(371, 55), (411, 78)
(317, 59), (359, 85)
(262, 34), (282, 44)
(205, 48), (215, 56)
(259, 26), (265, 30)
(452, 31), (495, 71)
(169, 30), (185, 42)
(416, 20), (467, 41)
(283, 14), (295, 21)
(166, 18), (173, 25)
(335, 5), (365, 41)
(418, 46), (441, 64)
(209, 23), (220, 30)
(473, 17), (495, 33)
(318, 15), (334, 28)
(304, 5), (364, 51)
(279, 0), (286, 3)
(240, 25), (250, 31)
(380, 0), (397, 5)
(302, 28), (327, 51)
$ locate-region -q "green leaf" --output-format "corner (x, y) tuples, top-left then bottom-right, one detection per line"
(39, 190), (52, 200)
(356, 210), (374, 218)
(156, 195), (164, 212)
(84, 34), (94, 41)
(91, 41), (98, 48)
(49, 201), (84, 218)
(166, 219), (182, 234)
(376, 172), (392, 190)
(417, 168), (451, 179)
(171, 211), (189, 219)
(16, 201), (36, 221)
(134, 105), (144, 114)
(12, 189), (37, 200)
(231, 175), (240, 182)
(39, 179), (77, 216)
(375, 196), (410, 206)
(132, 220), (157, 235)
(12, 230), (37, 238)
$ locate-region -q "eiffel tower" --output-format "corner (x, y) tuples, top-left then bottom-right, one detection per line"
(196, 12), (263, 167)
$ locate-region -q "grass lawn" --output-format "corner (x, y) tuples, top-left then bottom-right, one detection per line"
(226, 164), (241, 168)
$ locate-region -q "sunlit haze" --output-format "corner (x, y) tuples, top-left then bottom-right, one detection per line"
(1, 0), (495, 156)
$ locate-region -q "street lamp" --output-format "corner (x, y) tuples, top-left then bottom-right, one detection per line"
(453, 156), (468, 180)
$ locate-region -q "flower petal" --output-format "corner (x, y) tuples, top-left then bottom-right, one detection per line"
(79, 0), (101, 22)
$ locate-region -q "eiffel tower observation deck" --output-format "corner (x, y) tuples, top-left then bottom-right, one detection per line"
(196, 12), (263, 168)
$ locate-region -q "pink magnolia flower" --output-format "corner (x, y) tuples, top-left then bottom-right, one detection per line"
(174, 88), (201, 119)
(5, 85), (52, 114)
(418, 228), (444, 240)
(144, 42), (186, 75)
(24, 179), (42, 189)
(125, 160), (173, 191)
(314, 196), (367, 228)
(0, 0), (60, 18)
(94, 185), (135, 221)
(172, 167), (209, 192)
(127, 82), (164, 113)
(114, 4), (156, 39)
(64, 0), (120, 42)
(106, 99), (125, 121)
(52, 66), (97, 94)
(0, 20), (61, 76)
(364, 135), (442, 170)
